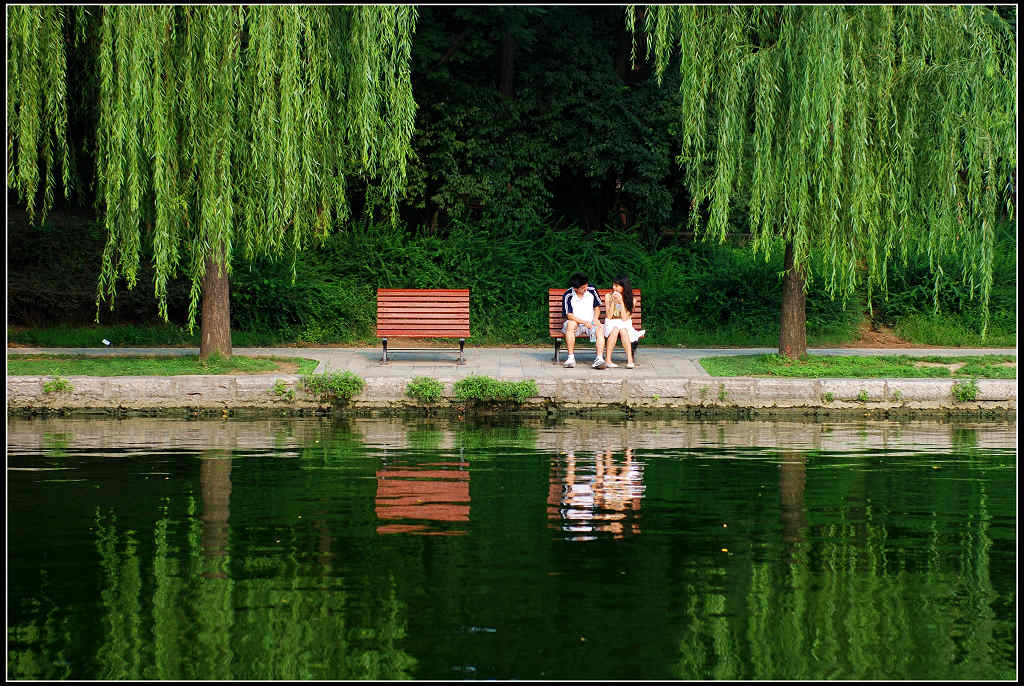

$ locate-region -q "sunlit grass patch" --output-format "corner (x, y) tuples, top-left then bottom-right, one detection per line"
(699, 354), (1016, 378)
(7, 354), (319, 377)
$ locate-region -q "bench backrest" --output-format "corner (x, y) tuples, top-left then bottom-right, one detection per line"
(547, 288), (642, 338)
(376, 289), (471, 338)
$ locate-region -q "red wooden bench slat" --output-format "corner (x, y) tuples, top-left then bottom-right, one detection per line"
(379, 318), (469, 324)
(378, 309), (468, 315)
(378, 330), (472, 337)
(378, 289), (470, 294)
(379, 297), (469, 301)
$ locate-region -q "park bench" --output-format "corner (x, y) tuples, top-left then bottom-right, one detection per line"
(548, 288), (643, 364)
(376, 289), (470, 364)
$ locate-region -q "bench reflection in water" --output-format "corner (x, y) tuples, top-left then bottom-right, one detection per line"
(375, 462), (470, 535)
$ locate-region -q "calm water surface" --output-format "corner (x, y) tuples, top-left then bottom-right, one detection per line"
(7, 416), (1017, 680)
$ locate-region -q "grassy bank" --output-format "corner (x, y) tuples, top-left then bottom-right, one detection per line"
(7, 354), (320, 377)
(700, 354), (1017, 379)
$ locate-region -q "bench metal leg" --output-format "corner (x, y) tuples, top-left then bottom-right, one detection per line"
(552, 339), (561, 364)
(458, 339), (466, 365)
(381, 338), (388, 363)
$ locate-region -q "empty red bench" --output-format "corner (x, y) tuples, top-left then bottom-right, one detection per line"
(376, 289), (470, 364)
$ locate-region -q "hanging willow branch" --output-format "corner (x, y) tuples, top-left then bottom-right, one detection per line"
(7, 5), (71, 224)
(628, 5), (1016, 337)
(7, 5), (418, 331)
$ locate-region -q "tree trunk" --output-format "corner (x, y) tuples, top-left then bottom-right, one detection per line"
(498, 31), (515, 98)
(778, 239), (807, 359)
(614, 18), (630, 81)
(199, 252), (232, 359)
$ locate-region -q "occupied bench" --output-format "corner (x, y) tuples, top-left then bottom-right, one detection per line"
(377, 289), (470, 364)
(548, 288), (643, 364)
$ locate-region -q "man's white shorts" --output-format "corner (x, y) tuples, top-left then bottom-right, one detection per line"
(562, 320), (601, 343)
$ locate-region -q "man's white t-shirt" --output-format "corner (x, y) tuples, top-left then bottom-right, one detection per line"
(562, 286), (602, 325)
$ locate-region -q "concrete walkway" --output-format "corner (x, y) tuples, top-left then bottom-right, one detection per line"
(8, 345), (1017, 379)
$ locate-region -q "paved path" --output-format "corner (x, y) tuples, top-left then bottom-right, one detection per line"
(9, 345), (1017, 379)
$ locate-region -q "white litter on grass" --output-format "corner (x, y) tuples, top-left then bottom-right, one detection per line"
(102, 339), (111, 346)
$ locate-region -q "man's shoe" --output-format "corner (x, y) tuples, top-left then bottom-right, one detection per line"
(592, 357), (606, 370)
(563, 356), (576, 368)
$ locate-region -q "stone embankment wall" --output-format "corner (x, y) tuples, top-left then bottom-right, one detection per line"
(6, 374), (1017, 414)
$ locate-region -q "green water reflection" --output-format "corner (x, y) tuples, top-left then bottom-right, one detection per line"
(7, 417), (1016, 680)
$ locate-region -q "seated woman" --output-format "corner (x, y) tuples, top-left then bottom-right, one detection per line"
(603, 275), (645, 369)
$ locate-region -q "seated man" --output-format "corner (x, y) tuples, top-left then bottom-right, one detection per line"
(561, 272), (607, 369)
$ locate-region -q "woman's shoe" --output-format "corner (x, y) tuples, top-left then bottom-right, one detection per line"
(626, 362), (635, 369)
(605, 361), (619, 368)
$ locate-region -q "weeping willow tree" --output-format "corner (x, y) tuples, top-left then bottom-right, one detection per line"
(8, 5), (417, 357)
(629, 6), (1016, 357)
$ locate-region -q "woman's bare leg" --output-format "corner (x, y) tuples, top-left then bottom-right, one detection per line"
(625, 330), (635, 366)
(605, 327), (620, 362)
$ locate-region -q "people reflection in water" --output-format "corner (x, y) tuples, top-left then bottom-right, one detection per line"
(548, 448), (644, 540)
(375, 461), (470, 535)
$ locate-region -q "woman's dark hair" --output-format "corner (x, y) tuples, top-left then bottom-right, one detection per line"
(613, 275), (634, 314)
(569, 272), (588, 289)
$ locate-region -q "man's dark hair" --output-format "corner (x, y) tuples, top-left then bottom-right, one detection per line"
(569, 272), (588, 289)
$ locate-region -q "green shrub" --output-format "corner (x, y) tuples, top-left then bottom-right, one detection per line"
(823, 391), (834, 403)
(43, 376), (73, 393)
(453, 375), (538, 404)
(272, 379), (295, 402)
(951, 378), (979, 403)
(301, 371), (365, 404)
(856, 389), (869, 403)
(406, 376), (445, 403)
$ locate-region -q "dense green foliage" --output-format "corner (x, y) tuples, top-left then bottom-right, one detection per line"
(8, 207), (1015, 347)
(699, 354), (1016, 379)
(632, 5), (1016, 338)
